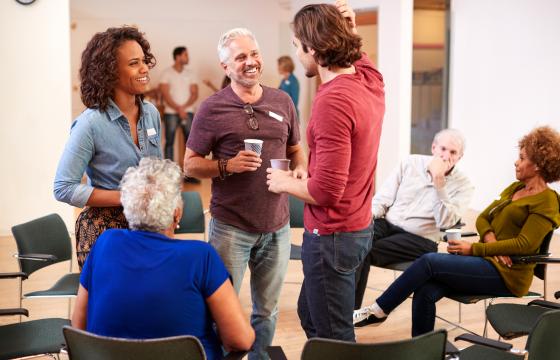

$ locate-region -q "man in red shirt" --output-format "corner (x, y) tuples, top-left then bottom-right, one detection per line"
(267, 0), (385, 340)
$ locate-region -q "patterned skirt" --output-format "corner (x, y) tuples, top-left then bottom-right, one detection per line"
(75, 206), (128, 270)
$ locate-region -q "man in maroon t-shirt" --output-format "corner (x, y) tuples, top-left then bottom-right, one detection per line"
(267, 1), (385, 341)
(184, 28), (306, 359)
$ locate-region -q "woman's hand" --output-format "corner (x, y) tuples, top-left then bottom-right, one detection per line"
(482, 231), (497, 243)
(447, 239), (473, 256)
(494, 255), (512, 267)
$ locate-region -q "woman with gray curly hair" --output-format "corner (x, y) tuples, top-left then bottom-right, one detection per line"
(71, 158), (254, 358)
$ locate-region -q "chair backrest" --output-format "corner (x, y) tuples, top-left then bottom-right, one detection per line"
(11, 213), (72, 276)
(63, 326), (207, 360)
(526, 310), (560, 360)
(534, 230), (554, 280)
(289, 195), (304, 229)
(175, 192), (205, 235)
(301, 329), (447, 360)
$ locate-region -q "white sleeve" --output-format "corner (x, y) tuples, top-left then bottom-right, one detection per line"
(372, 158), (406, 218)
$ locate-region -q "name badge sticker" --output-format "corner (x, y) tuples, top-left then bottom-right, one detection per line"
(147, 128), (157, 136)
(268, 111), (283, 122)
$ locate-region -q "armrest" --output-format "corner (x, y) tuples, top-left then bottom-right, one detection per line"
(14, 253), (57, 262)
(0, 308), (29, 317)
(528, 299), (560, 309)
(455, 333), (512, 351)
(461, 231), (478, 237)
(439, 221), (466, 232)
(0, 272), (28, 280)
(510, 254), (560, 264)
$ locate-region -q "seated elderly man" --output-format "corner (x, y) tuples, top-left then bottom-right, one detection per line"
(71, 158), (254, 359)
(354, 128), (474, 316)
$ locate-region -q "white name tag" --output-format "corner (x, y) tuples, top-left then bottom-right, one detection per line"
(147, 128), (157, 136)
(269, 111), (283, 122)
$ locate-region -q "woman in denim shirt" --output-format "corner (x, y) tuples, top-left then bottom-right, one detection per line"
(54, 26), (162, 269)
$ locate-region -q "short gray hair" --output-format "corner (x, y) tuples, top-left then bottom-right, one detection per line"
(433, 128), (466, 154)
(217, 27), (259, 63)
(120, 158), (183, 232)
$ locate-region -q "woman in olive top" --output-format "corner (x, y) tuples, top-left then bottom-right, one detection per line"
(54, 27), (162, 269)
(354, 126), (560, 336)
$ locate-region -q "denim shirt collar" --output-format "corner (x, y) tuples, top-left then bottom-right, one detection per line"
(106, 98), (146, 122)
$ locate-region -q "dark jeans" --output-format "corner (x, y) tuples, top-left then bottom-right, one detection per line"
(163, 112), (193, 160)
(376, 252), (513, 336)
(354, 218), (437, 308)
(297, 223), (373, 341)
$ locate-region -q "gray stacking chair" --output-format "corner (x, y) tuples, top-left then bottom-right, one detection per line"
(0, 312), (68, 360)
(63, 326), (207, 360)
(457, 309), (560, 360)
(301, 329), (447, 360)
(11, 213), (80, 318)
(485, 289), (560, 340)
(175, 191), (206, 240)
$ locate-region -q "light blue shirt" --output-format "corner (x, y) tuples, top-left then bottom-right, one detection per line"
(54, 99), (162, 208)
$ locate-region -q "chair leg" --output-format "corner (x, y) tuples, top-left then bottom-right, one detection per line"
(18, 277), (23, 323)
(458, 302), (462, 323)
(482, 299), (489, 337)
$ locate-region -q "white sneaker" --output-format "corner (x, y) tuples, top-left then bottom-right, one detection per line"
(353, 306), (372, 325)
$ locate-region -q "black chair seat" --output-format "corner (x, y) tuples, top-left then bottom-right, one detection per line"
(459, 344), (522, 360)
(0, 318), (69, 359)
(383, 261), (413, 272)
(24, 273), (80, 297)
(290, 244), (302, 260)
(487, 303), (552, 339)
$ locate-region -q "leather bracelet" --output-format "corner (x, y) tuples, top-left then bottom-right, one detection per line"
(218, 159), (230, 180)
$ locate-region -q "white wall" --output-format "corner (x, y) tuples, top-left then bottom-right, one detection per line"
(292, 0), (414, 185)
(0, 0), (73, 235)
(449, 0), (560, 210)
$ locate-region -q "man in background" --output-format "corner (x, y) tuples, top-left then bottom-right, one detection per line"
(160, 46), (199, 183)
(353, 128), (474, 326)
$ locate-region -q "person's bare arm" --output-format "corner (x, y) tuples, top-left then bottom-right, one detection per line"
(207, 280), (255, 352)
(203, 80), (219, 93)
(183, 148), (262, 179)
(267, 169), (318, 205)
(72, 285), (88, 330)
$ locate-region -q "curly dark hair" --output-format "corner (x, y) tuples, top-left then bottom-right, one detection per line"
(293, 4), (362, 69)
(79, 26), (156, 111)
(519, 126), (560, 183)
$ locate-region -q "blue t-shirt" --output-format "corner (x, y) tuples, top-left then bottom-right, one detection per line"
(278, 73), (300, 117)
(80, 229), (229, 360)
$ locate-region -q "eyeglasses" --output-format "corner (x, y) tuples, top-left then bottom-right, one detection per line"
(243, 104), (259, 130)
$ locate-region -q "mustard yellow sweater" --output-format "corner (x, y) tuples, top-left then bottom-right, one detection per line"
(473, 182), (560, 296)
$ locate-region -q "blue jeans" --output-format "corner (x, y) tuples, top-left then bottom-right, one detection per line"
(376, 252), (513, 336)
(163, 112), (193, 160)
(208, 218), (291, 360)
(298, 224), (373, 341)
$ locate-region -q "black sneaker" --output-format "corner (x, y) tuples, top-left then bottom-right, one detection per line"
(184, 176), (201, 184)
(353, 307), (387, 328)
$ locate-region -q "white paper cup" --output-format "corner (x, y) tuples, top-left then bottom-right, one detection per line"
(244, 139), (263, 155)
(270, 159), (291, 171)
(445, 229), (462, 241)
